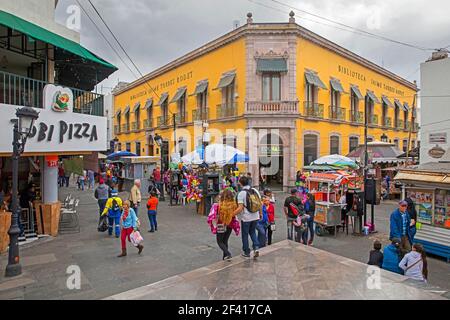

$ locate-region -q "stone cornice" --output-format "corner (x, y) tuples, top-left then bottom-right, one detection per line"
(114, 23), (417, 96)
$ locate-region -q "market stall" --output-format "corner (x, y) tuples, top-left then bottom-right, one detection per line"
(394, 163), (450, 262)
(121, 156), (161, 194)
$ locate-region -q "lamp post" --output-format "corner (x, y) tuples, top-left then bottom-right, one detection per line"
(5, 107), (39, 277)
(153, 133), (165, 201)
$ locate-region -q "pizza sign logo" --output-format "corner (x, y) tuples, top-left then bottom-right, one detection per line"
(52, 91), (70, 112)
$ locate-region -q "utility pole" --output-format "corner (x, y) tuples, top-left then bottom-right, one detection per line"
(406, 94), (417, 165)
(173, 113), (177, 156)
(363, 94), (369, 229)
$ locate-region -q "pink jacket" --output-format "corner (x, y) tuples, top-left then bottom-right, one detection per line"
(207, 203), (240, 236)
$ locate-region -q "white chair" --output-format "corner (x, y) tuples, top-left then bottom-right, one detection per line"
(59, 198), (80, 234)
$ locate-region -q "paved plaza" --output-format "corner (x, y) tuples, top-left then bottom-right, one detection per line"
(0, 186), (448, 300)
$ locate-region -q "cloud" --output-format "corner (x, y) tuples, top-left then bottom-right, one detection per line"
(55, 0), (450, 92)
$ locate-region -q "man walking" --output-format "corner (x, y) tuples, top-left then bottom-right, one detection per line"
(284, 189), (303, 241)
(153, 167), (163, 198)
(389, 200), (414, 258)
(101, 189), (123, 238)
(233, 176), (261, 258)
(94, 178), (110, 217)
(129, 179), (142, 217)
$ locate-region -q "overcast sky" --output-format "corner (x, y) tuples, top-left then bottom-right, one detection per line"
(55, 0), (450, 94)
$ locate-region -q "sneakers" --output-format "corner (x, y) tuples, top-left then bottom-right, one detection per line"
(241, 253), (251, 258)
(223, 255), (232, 261)
(254, 250), (260, 258)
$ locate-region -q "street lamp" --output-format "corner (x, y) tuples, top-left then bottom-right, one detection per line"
(5, 106), (39, 277)
(152, 133), (165, 201)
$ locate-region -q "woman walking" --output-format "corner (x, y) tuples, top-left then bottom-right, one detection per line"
(208, 189), (239, 260)
(399, 243), (428, 282)
(117, 200), (144, 257)
(146, 191), (159, 232)
(303, 193), (316, 245)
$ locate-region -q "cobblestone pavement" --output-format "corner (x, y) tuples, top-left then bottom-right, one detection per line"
(0, 186), (448, 299)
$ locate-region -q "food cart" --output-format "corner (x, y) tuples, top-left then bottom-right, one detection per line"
(121, 156), (161, 194)
(307, 172), (355, 236)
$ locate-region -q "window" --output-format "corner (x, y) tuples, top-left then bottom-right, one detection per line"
(136, 142), (141, 156)
(148, 136), (154, 156)
(403, 139), (408, 152)
(126, 143), (131, 152)
(304, 134), (318, 166)
(404, 110), (409, 128)
(394, 105), (400, 126)
(125, 113), (130, 128)
(366, 137), (374, 143)
(382, 103), (388, 125)
(117, 143), (122, 151)
(162, 100), (168, 123)
(394, 139), (399, 149)
(147, 107), (153, 127)
(135, 108), (140, 129)
(367, 100), (374, 123)
(223, 80), (235, 108)
(262, 73), (281, 101)
(306, 82), (317, 105)
(116, 114), (121, 128)
(223, 136), (237, 148)
(330, 88), (340, 108)
(178, 94), (186, 123)
(349, 137), (359, 152)
(197, 90), (208, 119)
(412, 140), (416, 148)
(330, 136), (340, 155)
(350, 90), (359, 120)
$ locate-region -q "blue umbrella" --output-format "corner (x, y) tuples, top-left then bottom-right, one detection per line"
(228, 153), (249, 164)
(107, 151), (137, 160)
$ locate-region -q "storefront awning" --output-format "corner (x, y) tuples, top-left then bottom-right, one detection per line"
(382, 95), (394, 108)
(350, 85), (364, 100)
(191, 81), (208, 96)
(214, 72), (236, 90)
(330, 78), (345, 93)
(170, 87), (187, 104)
(256, 58), (288, 72)
(366, 90), (381, 104)
(144, 98), (153, 110)
(0, 10), (117, 91)
(157, 92), (169, 106)
(305, 70), (327, 90)
(394, 99), (403, 110)
(394, 170), (450, 186)
(403, 103), (410, 112)
(133, 102), (141, 112)
(123, 105), (130, 115)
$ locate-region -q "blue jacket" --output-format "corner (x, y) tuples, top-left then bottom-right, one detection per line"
(258, 205), (269, 227)
(382, 244), (403, 275)
(121, 208), (137, 229)
(389, 209), (412, 244)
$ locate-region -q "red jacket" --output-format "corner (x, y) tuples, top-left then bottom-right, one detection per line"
(266, 203), (275, 223)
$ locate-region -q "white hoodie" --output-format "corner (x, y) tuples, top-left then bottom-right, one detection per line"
(399, 251), (425, 281)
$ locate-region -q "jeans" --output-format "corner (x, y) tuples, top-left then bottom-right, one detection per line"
(98, 199), (107, 217)
(65, 176), (69, 187)
(216, 226), (232, 258)
(108, 216), (121, 236)
(148, 211), (157, 231)
(267, 226), (273, 245)
(295, 226), (305, 244)
(132, 203), (139, 217)
(80, 179), (85, 191)
(256, 222), (267, 248)
(241, 220), (259, 255)
(286, 219), (295, 240)
(307, 218), (315, 243)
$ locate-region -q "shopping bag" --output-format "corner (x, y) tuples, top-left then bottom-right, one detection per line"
(97, 215), (108, 232)
(270, 223), (276, 232)
(130, 230), (144, 247)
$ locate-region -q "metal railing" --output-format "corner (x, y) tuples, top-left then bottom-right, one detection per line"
(157, 116), (169, 127)
(328, 106), (346, 121)
(369, 114), (379, 125)
(245, 101), (298, 114)
(192, 108), (209, 121)
(114, 125), (121, 134)
(216, 102), (238, 119)
(143, 119), (153, 129)
(131, 121), (140, 131)
(383, 117), (392, 127)
(0, 70), (104, 116)
(396, 119), (404, 129)
(405, 121), (411, 131)
(349, 110), (364, 124)
(303, 102), (324, 118)
(413, 122), (419, 132)
(174, 112), (186, 124)
(121, 124), (130, 133)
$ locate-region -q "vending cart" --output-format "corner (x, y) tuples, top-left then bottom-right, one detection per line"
(121, 156), (161, 194)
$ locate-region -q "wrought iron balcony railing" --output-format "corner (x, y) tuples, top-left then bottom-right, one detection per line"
(114, 125), (121, 134)
(192, 108), (209, 121)
(369, 114), (379, 125)
(328, 106), (346, 121)
(143, 119), (153, 129)
(303, 102), (324, 118)
(121, 124), (130, 133)
(216, 102), (238, 119)
(349, 110), (364, 124)
(383, 117), (392, 127)
(131, 121), (140, 131)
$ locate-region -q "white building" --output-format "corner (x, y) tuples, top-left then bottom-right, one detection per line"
(420, 51), (450, 163)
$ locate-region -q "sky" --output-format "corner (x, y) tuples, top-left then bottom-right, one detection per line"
(55, 0), (450, 94)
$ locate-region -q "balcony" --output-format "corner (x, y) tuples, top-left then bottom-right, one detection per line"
(395, 119), (404, 130)
(216, 102), (238, 119)
(369, 114), (379, 126)
(0, 70), (104, 116)
(405, 121), (412, 131)
(349, 111), (364, 124)
(192, 108), (209, 121)
(245, 101), (298, 115)
(413, 122), (419, 132)
(303, 102), (324, 119)
(121, 124), (130, 133)
(157, 116), (169, 127)
(114, 125), (121, 135)
(174, 112), (187, 125)
(143, 119), (153, 129)
(131, 121), (140, 131)
(328, 106), (346, 121)
(383, 117), (392, 128)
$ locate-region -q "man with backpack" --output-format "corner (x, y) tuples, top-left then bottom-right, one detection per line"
(232, 176), (262, 258)
(94, 178), (111, 217)
(101, 190), (123, 238)
(283, 189), (304, 241)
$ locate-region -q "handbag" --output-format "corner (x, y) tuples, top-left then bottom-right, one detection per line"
(130, 230), (144, 246)
(270, 223), (276, 231)
(97, 215), (108, 232)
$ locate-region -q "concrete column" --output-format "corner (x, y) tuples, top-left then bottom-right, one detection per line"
(43, 159), (58, 204)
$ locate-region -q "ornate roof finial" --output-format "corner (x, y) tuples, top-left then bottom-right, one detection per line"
(247, 12), (253, 24)
(289, 10), (295, 23)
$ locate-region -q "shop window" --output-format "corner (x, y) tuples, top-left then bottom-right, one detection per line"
(349, 137), (359, 152)
(304, 134), (318, 166)
(403, 139), (408, 152)
(262, 73), (281, 101)
(366, 137), (373, 143)
(394, 139), (399, 149)
(126, 143), (131, 152)
(136, 142), (141, 156)
(330, 136), (340, 155)
(117, 143), (121, 151)
(434, 189), (450, 229)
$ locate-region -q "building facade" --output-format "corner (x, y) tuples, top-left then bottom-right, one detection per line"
(113, 13), (418, 191)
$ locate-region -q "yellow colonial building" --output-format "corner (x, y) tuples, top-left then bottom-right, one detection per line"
(113, 13), (418, 191)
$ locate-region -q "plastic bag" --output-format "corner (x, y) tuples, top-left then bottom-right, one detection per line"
(130, 230), (143, 246)
(97, 215), (108, 232)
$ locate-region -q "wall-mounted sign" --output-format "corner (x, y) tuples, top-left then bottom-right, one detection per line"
(259, 145), (282, 156)
(45, 155), (59, 167)
(0, 84), (107, 154)
(428, 145), (446, 159)
(429, 132), (447, 144)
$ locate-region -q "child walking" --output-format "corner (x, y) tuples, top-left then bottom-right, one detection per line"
(146, 191), (159, 232)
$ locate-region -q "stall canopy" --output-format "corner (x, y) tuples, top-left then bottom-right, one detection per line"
(311, 154), (359, 169)
(0, 10), (117, 91)
(181, 144), (249, 166)
(307, 172), (349, 185)
(347, 141), (404, 164)
(107, 151), (137, 161)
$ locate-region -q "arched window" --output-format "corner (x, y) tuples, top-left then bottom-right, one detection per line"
(349, 136), (359, 152)
(304, 134), (318, 165)
(330, 136), (340, 155)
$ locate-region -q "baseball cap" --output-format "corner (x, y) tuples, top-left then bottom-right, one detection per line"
(290, 188), (298, 195)
(111, 189), (118, 196)
(399, 200), (408, 206)
(391, 238), (401, 245)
